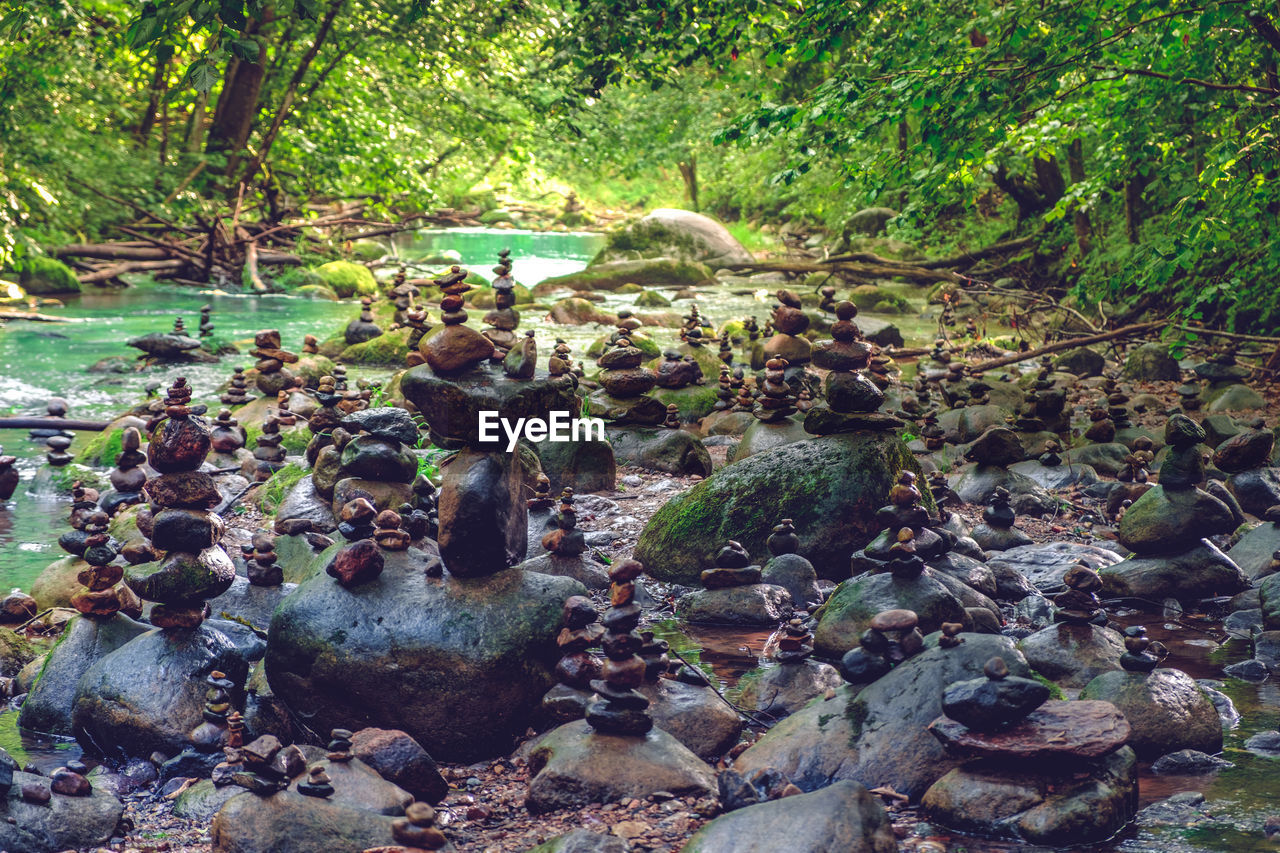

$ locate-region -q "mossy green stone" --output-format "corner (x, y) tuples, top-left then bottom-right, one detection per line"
(314, 261), (377, 298)
(339, 326), (412, 365)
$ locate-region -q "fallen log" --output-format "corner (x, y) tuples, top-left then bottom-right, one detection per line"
(77, 259), (185, 284)
(52, 244), (172, 261)
(0, 310), (75, 323)
(0, 417), (110, 430)
(720, 259), (962, 284)
(969, 320), (1165, 372)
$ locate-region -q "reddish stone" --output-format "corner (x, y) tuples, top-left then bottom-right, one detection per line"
(328, 539), (385, 587)
(928, 699), (1130, 761)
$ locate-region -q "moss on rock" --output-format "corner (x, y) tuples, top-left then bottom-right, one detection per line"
(339, 327), (411, 366)
(15, 256), (80, 294)
(314, 261), (377, 298)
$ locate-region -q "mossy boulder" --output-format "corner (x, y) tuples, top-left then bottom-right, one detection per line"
(348, 240), (386, 262)
(635, 289), (672, 307)
(535, 258), (711, 294)
(634, 431), (925, 584)
(314, 261), (377, 298)
(15, 256), (80, 294)
(850, 285), (911, 315)
(339, 326), (411, 366)
(294, 284), (340, 300)
(29, 556), (85, 610)
(593, 209), (753, 267)
(650, 384), (719, 424)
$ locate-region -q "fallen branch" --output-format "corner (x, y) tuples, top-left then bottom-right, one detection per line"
(1173, 324), (1280, 344)
(721, 259), (962, 284)
(0, 310), (75, 323)
(77, 259), (185, 284)
(969, 320), (1165, 372)
(237, 226), (267, 292)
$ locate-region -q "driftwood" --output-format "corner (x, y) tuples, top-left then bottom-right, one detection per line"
(0, 417), (110, 430)
(969, 320), (1165, 372)
(0, 310), (74, 323)
(721, 259), (962, 284)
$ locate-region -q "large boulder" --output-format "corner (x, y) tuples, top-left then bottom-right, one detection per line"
(732, 632), (1033, 798)
(15, 256), (80, 294)
(1, 766), (124, 852)
(813, 570), (968, 658)
(313, 261), (376, 298)
(526, 722), (716, 813)
(72, 623), (252, 759)
(1017, 623), (1125, 687)
(265, 548), (585, 763)
(533, 436), (617, 493)
(636, 432), (922, 584)
(210, 789), (405, 853)
(1100, 542), (1248, 602)
(18, 613), (150, 736)
(985, 542), (1125, 593)
(606, 427), (712, 477)
(681, 780), (897, 853)
(595, 209), (753, 267)
(1116, 486), (1236, 554)
(535, 258), (711, 293)
(1122, 343), (1180, 382)
(1079, 669), (1222, 759)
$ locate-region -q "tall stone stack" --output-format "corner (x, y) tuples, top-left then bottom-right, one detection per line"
(221, 367), (253, 406)
(102, 426), (147, 514)
(589, 334), (665, 425)
(587, 559), (653, 735)
(126, 378), (236, 630)
(330, 407), (420, 517)
(763, 289), (812, 378)
(250, 330), (299, 396)
(420, 265), (495, 373)
(344, 297), (383, 345)
(68, 507), (136, 618)
(246, 416), (287, 482)
(483, 248), (520, 358)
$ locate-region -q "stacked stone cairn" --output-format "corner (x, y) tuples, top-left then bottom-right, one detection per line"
(1214, 428), (1280, 515)
(482, 248), (520, 358)
(246, 416), (287, 482)
(388, 266), (419, 325)
(674, 539), (795, 627)
(209, 411), (246, 458)
(922, 655), (1137, 844)
(102, 426), (148, 514)
(591, 331), (664, 425)
(331, 406), (420, 517)
(763, 289), (811, 372)
(250, 330), (299, 396)
(387, 802), (449, 851)
(587, 559), (653, 735)
(805, 301), (901, 434)
(420, 265), (495, 373)
(839, 608), (925, 683)
(46, 434), (73, 467)
(655, 350), (702, 389)
(221, 367), (253, 406)
(542, 594), (605, 724)
(199, 304), (214, 338)
(970, 486), (1033, 551)
(751, 356), (796, 423)
(58, 481), (100, 557)
(760, 518), (822, 610)
(1053, 565), (1106, 625)
(345, 297), (383, 345)
(69, 506), (137, 618)
(126, 377), (236, 629)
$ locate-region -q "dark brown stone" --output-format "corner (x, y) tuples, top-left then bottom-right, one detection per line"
(928, 699), (1130, 761)
(328, 539), (385, 587)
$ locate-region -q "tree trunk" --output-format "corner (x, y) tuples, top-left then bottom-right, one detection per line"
(1033, 154), (1065, 206)
(1124, 167), (1147, 244)
(678, 156), (698, 212)
(238, 0), (344, 188)
(1067, 139), (1092, 256)
(136, 54), (169, 145)
(205, 16), (273, 178)
(184, 89), (209, 153)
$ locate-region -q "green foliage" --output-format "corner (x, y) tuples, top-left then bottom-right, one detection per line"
(257, 462), (307, 514)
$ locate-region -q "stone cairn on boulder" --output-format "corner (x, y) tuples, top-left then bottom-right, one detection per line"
(304, 374), (343, 462)
(245, 416), (287, 482)
(592, 331), (664, 425)
(246, 532), (284, 586)
(839, 608), (925, 684)
(221, 367), (253, 406)
(420, 265), (495, 373)
(762, 289), (811, 375)
(388, 266), (419, 325)
(923, 656), (1137, 845)
(226, 733), (308, 795)
(46, 434), (73, 467)
(503, 328), (537, 379)
(102, 426), (148, 514)
(775, 617), (814, 664)
(331, 407), (420, 516)
(483, 248), (520, 358)
(1053, 565), (1106, 624)
(0, 445), (17, 501)
(805, 300), (903, 435)
(676, 540), (794, 626)
(1119, 437), (1155, 483)
(548, 339), (573, 377)
(761, 518), (822, 610)
(68, 506), (135, 618)
(327, 499), (385, 587)
(702, 540), (762, 589)
(541, 488), (587, 558)
(209, 410), (246, 458)
(199, 304), (214, 338)
(854, 473), (950, 571)
(751, 356), (796, 423)
(126, 378), (236, 629)
(387, 802), (449, 851)
(542, 594), (605, 724)
(655, 350), (702, 389)
(48, 760), (92, 798)
(662, 403), (681, 430)
(1084, 406), (1116, 443)
(970, 487), (1033, 551)
(712, 365), (734, 410)
(586, 559), (652, 734)
(58, 481), (99, 557)
(250, 330), (299, 396)
(302, 334), (320, 354)
(345, 297), (383, 345)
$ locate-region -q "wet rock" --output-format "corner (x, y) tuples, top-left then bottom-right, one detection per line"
(534, 437), (617, 494)
(606, 427), (712, 477)
(1244, 730), (1280, 755)
(675, 584), (792, 627)
(528, 830), (631, 853)
(761, 553), (823, 610)
(519, 553), (612, 589)
(72, 624), (251, 758)
(1205, 383), (1266, 412)
(1226, 468), (1280, 517)
(1136, 790), (1214, 827)
(733, 633), (1032, 798)
(731, 417), (810, 462)
(1079, 668), (1222, 759)
(929, 700), (1129, 760)
(172, 778), (244, 821)
(0, 768), (124, 852)
(209, 789), (402, 853)
(1017, 623), (1124, 687)
(1223, 658), (1269, 682)
(266, 548), (584, 762)
(737, 659), (844, 718)
(1150, 749), (1234, 774)
(642, 678), (744, 761)
(1123, 342), (1180, 381)
(813, 570), (968, 658)
(525, 722), (716, 813)
(18, 613), (150, 736)
(921, 746), (1137, 845)
(1009, 459), (1099, 490)
(1100, 541), (1248, 602)
(680, 780), (896, 853)
(273, 476), (338, 534)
